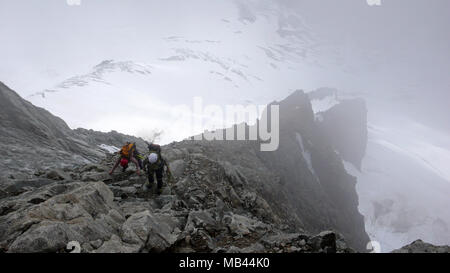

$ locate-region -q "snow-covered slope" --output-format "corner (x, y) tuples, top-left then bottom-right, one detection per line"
(312, 92), (450, 252)
(19, 1), (361, 144)
(346, 121), (450, 252)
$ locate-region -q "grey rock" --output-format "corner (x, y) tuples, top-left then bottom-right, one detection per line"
(225, 246), (242, 253)
(185, 210), (220, 235)
(109, 186), (137, 199)
(120, 210), (180, 253)
(119, 201), (154, 218)
(227, 187), (243, 208)
(81, 164), (109, 173)
(261, 232), (308, 249)
(0, 189), (7, 199)
(220, 161), (244, 187)
(90, 239), (103, 249)
(190, 229), (215, 252)
(162, 148), (186, 162)
(93, 235), (140, 253)
(308, 231), (337, 253)
(1, 182), (125, 252)
(81, 172), (111, 182)
(81, 242), (94, 253)
(223, 213), (266, 237)
(168, 159), (186, 178)
(46, 169), (71, 181)
(8, 221), (80, 253)
(241, 242), (266, 253)
(392, 240), (450, 253)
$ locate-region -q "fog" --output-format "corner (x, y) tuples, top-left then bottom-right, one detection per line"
(1, 0), (449, 131)
(0, 0), (449, 251)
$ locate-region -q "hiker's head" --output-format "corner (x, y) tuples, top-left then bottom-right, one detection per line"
(120, 158), (129, 167)
(148, 153), (158, 164)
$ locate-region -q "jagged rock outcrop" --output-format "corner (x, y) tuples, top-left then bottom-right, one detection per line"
(316, 98), (368, 170)
(391, 240), (450, 253)
(191, 90), (370, 251)
(256, 91), (370, 250)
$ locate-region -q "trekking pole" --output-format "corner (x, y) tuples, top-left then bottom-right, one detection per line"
(165, 164), (175, 185)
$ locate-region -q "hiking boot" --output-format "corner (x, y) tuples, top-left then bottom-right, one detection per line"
(142, 181), (152, 192)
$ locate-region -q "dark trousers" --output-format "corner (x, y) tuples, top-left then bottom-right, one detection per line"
(147, 167), (163, 189)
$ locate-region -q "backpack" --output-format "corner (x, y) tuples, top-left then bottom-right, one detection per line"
(120, 143), (135, 159)
(148, 143), (161, 154)
(146, 153), (164, 171)
(146, 144), (164, 169)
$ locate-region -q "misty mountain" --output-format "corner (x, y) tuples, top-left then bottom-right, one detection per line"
(0, 84), (371, 252)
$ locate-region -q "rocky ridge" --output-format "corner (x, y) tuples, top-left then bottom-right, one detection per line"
(0, 81), (146, 180)
(0, 82), (368, 253)
(3, 81), (447, 253)
(0, 150), (354, 253)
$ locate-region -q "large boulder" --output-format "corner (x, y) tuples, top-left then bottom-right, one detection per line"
(8, 221), (81, 253)
(120, 210), (181, 253)
(0, 181), (125, 253)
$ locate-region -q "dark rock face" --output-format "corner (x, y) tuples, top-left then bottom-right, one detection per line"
(255, 90), (370, 251)
(316, 98), (368, 170)
(392, 240), (450, 253)
(190, 90), (370, 251)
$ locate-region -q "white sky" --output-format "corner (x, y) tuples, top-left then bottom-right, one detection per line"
(0, 0), (449, 134)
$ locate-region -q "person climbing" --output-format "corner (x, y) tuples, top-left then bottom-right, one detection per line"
(109, 142), (141, 175)
(134, 148), (145, 170)
(143, 143), (172, 194)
